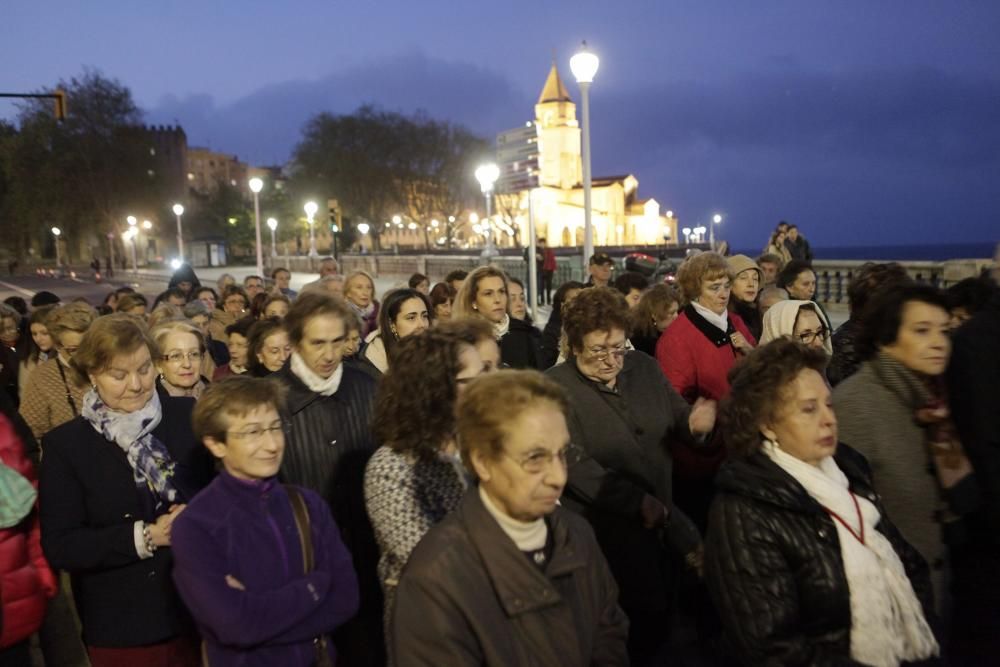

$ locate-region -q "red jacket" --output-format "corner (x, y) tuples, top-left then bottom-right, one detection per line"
(656, 305), (756, 403)
(0, 413), (56, 647)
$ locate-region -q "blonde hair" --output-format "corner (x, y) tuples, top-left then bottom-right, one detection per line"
(451, 266), (509, 321)
(150, 319), (206, 358)
(343, 271), (376, 304)
(46, 302), (97, 342)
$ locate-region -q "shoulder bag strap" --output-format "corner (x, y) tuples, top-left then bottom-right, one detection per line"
(285, 485), (315, 573)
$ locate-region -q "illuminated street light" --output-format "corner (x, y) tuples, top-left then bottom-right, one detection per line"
(267, 217), (278, 258)
(248, 177), (264, 275)
(51, 227), (62, 267)
(127, 215), (137, 227)
(172, 203), (185, 261)
(304, 201), (319, 258)
(469, 212), (479, 224)
(571, 41), (599, 269)
(357, 223), (370, 234)
(710, 213), (723, 251)
(475, 163), (500, 257)
(142, 220), (152, 230)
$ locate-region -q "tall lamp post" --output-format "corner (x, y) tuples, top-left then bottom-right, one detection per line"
(710, 213), (722, 251)
(51, 227), (62, 267)
(357, 222), (370, 252)
(570, 41), (600, 272)
(304, 201), (319, 258)
(248, 177), (264, 277)
(172, 203), (185, 261)
(123, 228), (138, 274)
(474, 163), (499, 258)
(267, 217), (278, 258)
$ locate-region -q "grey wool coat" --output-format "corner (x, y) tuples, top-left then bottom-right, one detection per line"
(832, 352), (947, 605)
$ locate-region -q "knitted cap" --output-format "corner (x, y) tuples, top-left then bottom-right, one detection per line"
(727, 254), (763, 281)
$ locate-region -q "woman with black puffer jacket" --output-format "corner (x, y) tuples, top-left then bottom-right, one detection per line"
(705, 338), (940, 666)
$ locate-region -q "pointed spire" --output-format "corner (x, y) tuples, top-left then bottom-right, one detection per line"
(537, 62), (573, 105)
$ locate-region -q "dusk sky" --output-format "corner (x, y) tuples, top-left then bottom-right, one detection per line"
(3, 1), (999, 251)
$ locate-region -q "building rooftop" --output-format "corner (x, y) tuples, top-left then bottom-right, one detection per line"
(537, 63), (573, 105)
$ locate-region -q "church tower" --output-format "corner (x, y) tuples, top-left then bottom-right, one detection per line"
(534, 64), (582, 190)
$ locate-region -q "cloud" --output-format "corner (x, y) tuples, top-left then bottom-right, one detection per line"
(146, 51), (531, 164)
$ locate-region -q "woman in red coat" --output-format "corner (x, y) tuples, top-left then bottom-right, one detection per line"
(0, 393), (56, 665)
(656, 251), (756, 531)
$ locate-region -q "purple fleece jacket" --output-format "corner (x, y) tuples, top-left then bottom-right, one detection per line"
(171, 471), (359, 666)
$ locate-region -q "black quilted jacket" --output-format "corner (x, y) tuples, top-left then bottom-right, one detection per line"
(704, 445), (937, 666)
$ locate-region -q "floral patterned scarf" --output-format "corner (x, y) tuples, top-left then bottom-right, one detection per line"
(81, 389), (179, 511)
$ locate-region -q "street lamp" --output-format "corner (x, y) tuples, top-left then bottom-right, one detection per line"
(171, 204), (185, 261)
(248, 178), (264, 276)
(122, 228), (138, 274)
(682, 227), (691, 244)
(710, 213), (723, 251)
(304, 201), (319, 258)
(142, 220), (152, 230)
(475, 163), (500, 257)
(51, 227), (62, 267)
(571, 40), (600, 269)
(357, 222), (370, 251)
(267, 217), (278, 258)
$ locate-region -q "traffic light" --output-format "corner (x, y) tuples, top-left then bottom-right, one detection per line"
(327, 198), (342, 233)
(54, 89), (67, 122)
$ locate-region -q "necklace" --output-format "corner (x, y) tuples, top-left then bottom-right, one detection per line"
(822, 492), (865, 545)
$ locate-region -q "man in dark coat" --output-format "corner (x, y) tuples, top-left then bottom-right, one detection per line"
(273, 292), (382, 666)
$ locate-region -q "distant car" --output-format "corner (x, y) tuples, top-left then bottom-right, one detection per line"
(624, 252), (677, 284)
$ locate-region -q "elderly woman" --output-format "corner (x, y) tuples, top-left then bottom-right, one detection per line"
(759, 299), (833, 355)
(630, 283), (681, 357)
(151, 320), (209, 400)
(260, 294), (290, 320)
(116, 293), (148, 316)
(705, 338), (939, 665)
(39, 314), (214, 665)
(245, 317), (290, 377)
(547, 287), (714, 664)
(392, 370), (629, 665)
(833, 283), (960, 609)
(453, 266), (541, 369)
(656, 252), (756, 530)
(361, 288), (432, 375)
(777, 259), (818, 302)
(657, 252), (756, 403)
(365, 325), (487, 657)
(344, 271), (380, 338)
(19, 302), (96, 440)
(429, 282), (456, 321)
(210, 285), (250, 342)
(183, 300), (229, 370)
(171, 377), (359, 667)
(726, 254), (764, 341)
(17, 304), (57, 396)
(212, 317), (253, 381)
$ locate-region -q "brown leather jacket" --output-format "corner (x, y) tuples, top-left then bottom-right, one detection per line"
(392, 488), (629, 666)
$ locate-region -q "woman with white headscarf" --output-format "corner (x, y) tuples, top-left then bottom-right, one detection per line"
(759, 299), (833, 356)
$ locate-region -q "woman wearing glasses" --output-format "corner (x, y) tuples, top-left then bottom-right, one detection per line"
(151, 320), (209, 400)
(547, 287), (715, 664)
(392, 370), (628, 665)
(172, 376), (359, 667)
(759, 300), (833, 356)
(39, 314), (214, 666)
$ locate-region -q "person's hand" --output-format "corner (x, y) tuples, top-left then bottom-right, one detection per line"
(688, 398), (718, 435)
(148, 504), (186, 547)
(225, 575), (246, 591)
(639, 494), (668, 530)
(730, 332), (753, 355)
(685, 544), (705, 578)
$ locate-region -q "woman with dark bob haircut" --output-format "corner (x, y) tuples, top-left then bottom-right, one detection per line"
(706, 338), (939, 666)
(546, 287), (714, 664)
(833, 282), (962, 610)
(364, 324), (488, 657)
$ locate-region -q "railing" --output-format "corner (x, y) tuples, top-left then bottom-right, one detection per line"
(267, 254), (993, 307)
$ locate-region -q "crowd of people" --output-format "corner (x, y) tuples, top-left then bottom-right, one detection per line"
(0, 229), (998, 666)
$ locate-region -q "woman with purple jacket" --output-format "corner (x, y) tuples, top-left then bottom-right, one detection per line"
(171, 376), (359, 666)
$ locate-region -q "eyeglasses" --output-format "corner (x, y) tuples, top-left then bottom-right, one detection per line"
(162, 350), (204, 364)
(225, 298), (247, 307)
(585, 345), (628, 362)
(227, 422), (289, 442)
(505, 444), (583, 474)
(796, 328), (829, 345)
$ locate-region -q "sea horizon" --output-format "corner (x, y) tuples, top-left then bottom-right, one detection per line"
(735, 241), (996, 262)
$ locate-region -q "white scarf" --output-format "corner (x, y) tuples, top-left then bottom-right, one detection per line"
(290, 351), (343, 396)
(691, 300), (729, 333)
(479, 485), (547, 551)
(763, 441), (939, 666)
(493, 313), (511, 340)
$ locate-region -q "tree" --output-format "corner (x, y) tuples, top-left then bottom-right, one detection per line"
(0, 69), (167, 260)
(290, 105), (488, 252)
